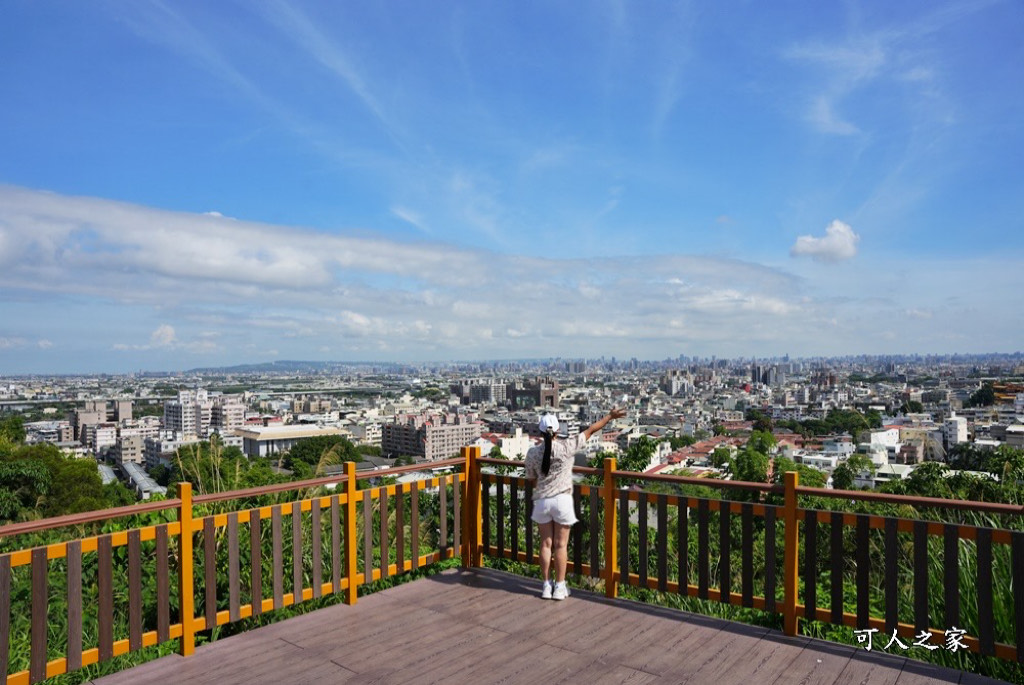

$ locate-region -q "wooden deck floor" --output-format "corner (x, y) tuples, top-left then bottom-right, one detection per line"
(92, 568), (1010, 685)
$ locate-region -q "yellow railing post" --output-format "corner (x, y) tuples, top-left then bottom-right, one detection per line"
(603, 457), (618, 598)
(783, 470), (800, 636)
(469, 446), (483, 566)
(344, 461), (359, 605)
(176, 482), (195, 657)
(461, 446), (474, 567)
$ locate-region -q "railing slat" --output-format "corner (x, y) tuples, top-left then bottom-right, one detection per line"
(204, 516), (216, 625)
(856, 515), (869, 629)
(697, 499), (709, 600)
(363, 490), (373, 584)
(525, 482), (533, 565)
(481, 475), (490, 555)
(98, 535), (113, 661)
(442, 476), (451, 556)
(250, 513), (263, 617)
(453, 476), (462, 554)
(1013, 531), (1024, 664)
(30, 547), (47, 684)
(589, 488), (600, 577)
(657, 494), (668, 593)
(0, 555), (9, 676)
(885, 517), (898, 632)
(272, 507), (283, 609)
(293, 501), (303, 601)
(129, 529), (142, 651)
(943, 523), (959, 630)
(619, 490), (629, 584)
(831, 511), (843, 625)
(228, 513), (240, 622)
(331, 496), (340, 594)
(678, 499), (689, 594)
(638, 493), (648, 587)
(379, 490), (389, 581)
(157, 525), (170, 639)
(741, 503), (753, 608)
(572, 486), (583, 575)
(411, 484), (420, 568)
(977, 527), (994, 656)
(719, 501), (730, 603)
(764, 506), (776, 613)
(312, 501), (322, 598)
(804, 510), (817, 620)
(913, 520), (928, 633)
(396, 486), (405, 571)
(496, 477), (505, 557)
(67, 540), (82, 670)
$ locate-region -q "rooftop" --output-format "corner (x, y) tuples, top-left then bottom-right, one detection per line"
(91, 568), (1005, 685)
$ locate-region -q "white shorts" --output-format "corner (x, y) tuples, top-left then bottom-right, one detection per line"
(531, 493), (578, 526)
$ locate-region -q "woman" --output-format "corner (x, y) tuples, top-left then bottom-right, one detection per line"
(524, 407), (626, 600)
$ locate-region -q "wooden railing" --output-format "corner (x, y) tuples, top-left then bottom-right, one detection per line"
(0, 459), (466, 684)
(1, 446), (1022, 684)
(472, 453), (1024, 665)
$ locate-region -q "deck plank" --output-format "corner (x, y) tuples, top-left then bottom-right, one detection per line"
(90, 568), (1012, 685)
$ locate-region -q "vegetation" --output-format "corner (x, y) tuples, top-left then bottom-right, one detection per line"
(0, 421), (134, 524)
(964, 382), (996, 408)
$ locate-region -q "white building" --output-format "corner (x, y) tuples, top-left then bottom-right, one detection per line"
(943, 414), (968, 449)
(237, 425), (344, 459)
(164, 389), (214, 439)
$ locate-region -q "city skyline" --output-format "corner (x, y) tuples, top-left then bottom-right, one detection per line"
(2, 2), (1023, 374)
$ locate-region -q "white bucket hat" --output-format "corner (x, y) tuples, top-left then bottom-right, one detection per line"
(538, 413), (559, 434)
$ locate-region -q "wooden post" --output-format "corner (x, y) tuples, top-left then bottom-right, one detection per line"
(344, 461), (359, 605)
(603, 457), (618, 599)
(461, 446), (474, 567)
(468, 446), (483, 567)
(783, 470), (800, 636)
(176, 482), (195, 657)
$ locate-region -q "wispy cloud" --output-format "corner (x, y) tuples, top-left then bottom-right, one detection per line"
(391, 206), (431, 235)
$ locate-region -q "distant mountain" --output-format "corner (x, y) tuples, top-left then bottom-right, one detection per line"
(185, 360), (407, 375)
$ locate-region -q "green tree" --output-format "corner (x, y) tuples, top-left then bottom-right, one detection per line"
(731, 447), (769, 483)
(0, 459), (50, 521)
(710, 447), (732, 469)
(831, 463), (855, 490)
(746, 430), (777, 456)
(0, 414), (26, 445)
(965, 383), (995, 408)
(619, 436), (657, 472)
(900, 400), (924, 414)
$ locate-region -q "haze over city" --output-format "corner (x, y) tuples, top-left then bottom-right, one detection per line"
(1, 1), (1022, 374)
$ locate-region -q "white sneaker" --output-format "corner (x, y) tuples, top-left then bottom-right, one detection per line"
(541, 580), (552, 599)
(552, 582), (570, 601)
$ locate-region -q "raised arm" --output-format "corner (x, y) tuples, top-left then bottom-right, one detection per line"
(582, 407), (627, 442)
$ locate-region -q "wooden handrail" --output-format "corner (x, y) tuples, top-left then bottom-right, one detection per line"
(795, 485), (1024, 515)
(193, 457), (465, 504)
(0, 499), (182, 539)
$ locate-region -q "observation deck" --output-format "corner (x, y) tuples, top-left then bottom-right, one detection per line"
(1, 448), (1021, 684)
(91, 568), (1001, 685)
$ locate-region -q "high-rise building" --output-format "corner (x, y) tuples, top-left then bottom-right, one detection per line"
(382, 413), (482, 461)
(164, 389), (213, 439)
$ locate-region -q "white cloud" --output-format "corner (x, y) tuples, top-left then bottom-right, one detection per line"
(790, 220), (860, 262)
(37, 339), (54, 349)
(1, 185), (1020, 366)
(150, 324), (177, 347)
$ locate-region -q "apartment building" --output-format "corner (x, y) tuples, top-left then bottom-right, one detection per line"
(382, 413), (482, 461)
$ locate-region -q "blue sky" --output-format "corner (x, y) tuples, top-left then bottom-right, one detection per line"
(1, 1), (1022, 373)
